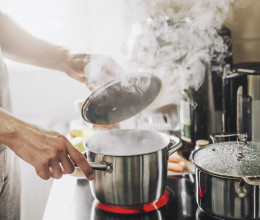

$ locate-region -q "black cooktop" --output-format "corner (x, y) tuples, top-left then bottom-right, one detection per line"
(68, 174), (221, 220)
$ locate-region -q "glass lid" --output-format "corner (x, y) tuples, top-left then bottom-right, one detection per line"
(193, 141), (260, 178)
(81, 73), (162, 125)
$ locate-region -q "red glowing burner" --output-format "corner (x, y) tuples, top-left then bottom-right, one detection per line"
(97, 189), (171, 214)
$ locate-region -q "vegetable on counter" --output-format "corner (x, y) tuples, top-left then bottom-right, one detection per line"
(168, 152), (193, 173)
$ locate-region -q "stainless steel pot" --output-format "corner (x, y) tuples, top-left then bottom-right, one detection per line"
(192, 134), (260, 219)
(84, 129), (181, 206)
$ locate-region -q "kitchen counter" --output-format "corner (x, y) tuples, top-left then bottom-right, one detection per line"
(43, 174), (221, 220)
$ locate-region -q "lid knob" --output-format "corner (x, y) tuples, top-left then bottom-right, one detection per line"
(236, 133), (248, 161)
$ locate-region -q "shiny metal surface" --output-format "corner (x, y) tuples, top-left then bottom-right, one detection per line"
(85, 131), (181, 206)
(81, 73), (162, 125)
(89, 161), (113, 172)
(226, 63), (260, 142)
(248, 75), (260, 101)
(194, 133), (260, 219)
(192, 141), (260, 178)
(195, 168), (260, 219)
(88, 150), (167, 206)
(248, 74), (260, 142)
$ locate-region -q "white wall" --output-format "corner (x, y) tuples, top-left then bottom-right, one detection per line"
(8, 63), (91, 122)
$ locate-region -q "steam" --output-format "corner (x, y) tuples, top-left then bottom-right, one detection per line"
(123, 0), (249, 108)
(82, 0), (249, 111)
(120, 73), (152, 95)
(84, 54), (126, 90)
(86, 129), (169, 156)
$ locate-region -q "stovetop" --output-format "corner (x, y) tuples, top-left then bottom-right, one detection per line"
(59, 174), (221, 220)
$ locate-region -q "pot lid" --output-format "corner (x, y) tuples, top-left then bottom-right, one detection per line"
(192, 141), (260, 178)
(81, 73), (162, 125)
(84, 129), (170, 156)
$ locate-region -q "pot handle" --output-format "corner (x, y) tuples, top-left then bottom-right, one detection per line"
(76, 154), (113, 173)
(167, 136), (182, 157)
(243, 176), (260, 186)
(210, 133), (248, 144)
(89, 161), (113, 173)
(210, 133), (238, 143)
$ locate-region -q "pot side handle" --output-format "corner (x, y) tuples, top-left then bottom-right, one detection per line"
(243, 176), (260, 186)
(167, 136), (182, 158)
(82, 152), (113, 173)
(89, 161), (113, 173)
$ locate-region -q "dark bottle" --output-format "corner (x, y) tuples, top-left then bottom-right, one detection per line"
(179, 88), (195, 159)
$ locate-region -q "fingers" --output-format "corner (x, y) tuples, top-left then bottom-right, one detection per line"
(35, 166), (51, 180)
(59, 156), (75, 174)
(68, 73), (87, 83)
(65, 53), (90, 84)
(49, 160), (63, 179)
(65, 142), (94, 181)
(36, 157), (75, 180)
(73, 54), (90, 61)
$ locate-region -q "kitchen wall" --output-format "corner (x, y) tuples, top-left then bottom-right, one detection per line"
(225, 0), (260, 63)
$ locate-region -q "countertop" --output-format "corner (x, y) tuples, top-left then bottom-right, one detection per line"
(43, 174), (221, 220)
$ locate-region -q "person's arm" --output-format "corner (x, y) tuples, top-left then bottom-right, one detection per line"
(0, 11), (125, 88)
(0, 11), (89, 83)
(0, 107), (94, 180)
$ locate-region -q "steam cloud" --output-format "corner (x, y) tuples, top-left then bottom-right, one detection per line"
(81, 0), (249, 110)
(122, 0), (248, 109)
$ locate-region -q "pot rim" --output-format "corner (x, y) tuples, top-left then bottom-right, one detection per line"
(83, 129), (176, 157)
(85, 147), (166, 157)
(193, 163), (244, 180)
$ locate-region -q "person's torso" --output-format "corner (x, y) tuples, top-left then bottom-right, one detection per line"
(0, 46), (11, 151)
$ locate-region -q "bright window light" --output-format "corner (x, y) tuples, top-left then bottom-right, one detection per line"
(0, 0), (69, 42)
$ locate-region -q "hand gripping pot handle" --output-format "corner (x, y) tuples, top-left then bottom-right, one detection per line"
(167, 136), (182, 158)
(78, 153), (113, 173)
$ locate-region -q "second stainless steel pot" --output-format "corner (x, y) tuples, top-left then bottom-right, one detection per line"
(84, 129), (181, 206)
(192, 134), (260, 219)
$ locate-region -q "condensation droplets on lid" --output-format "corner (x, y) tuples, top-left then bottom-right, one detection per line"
(193, 142), (260, 177)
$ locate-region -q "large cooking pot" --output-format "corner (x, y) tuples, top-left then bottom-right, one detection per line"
(80, 72), (182, 206)
(192, 134), (260, 219)
(84, 129), (181, 206)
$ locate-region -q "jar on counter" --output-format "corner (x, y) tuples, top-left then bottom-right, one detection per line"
(189, 139), (209, 161)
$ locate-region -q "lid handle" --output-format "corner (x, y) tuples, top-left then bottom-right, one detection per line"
(236, 134), (248, 161)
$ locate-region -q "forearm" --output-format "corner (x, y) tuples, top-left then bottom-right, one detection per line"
(0, 11), (69, 72)
(0, 108), (23, 147)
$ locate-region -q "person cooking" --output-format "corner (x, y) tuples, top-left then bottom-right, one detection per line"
(0, 10), (123, 219)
